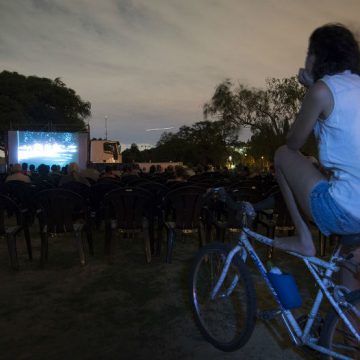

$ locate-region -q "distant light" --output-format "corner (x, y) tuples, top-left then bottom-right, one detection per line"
(146, 127), (174, 132)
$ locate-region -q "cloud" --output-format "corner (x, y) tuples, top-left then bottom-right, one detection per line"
(31, 0), (70, 15)
(1, 0), (360, 145)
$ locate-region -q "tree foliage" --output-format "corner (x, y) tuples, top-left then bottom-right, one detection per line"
(122, 143), (142, 163)
(203, 77), (312, 159)
(124, 77), (311, 167)
(152, 120), (239, 167)
(123, 119), (241, 167)
(0, 71), (91, 148)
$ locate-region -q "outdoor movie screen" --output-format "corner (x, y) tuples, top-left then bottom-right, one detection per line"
(7, 131), (88, 169)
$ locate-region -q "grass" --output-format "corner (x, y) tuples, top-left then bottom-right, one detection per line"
(0, 225), (315, 360)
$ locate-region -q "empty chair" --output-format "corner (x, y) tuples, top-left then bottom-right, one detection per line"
(60, 181), (91, 202)
(103, 187), (154, 263)
(90, 182), (121, 228)
(209, 186), (262, 242)
(137, 181), (169, 255)
(228, 183), (262, 199)
(0, 194), (32, 269)
(35, 189), (93, 266)
(256, 192), (295, 238)
(166, 181), (190, 191)
(3, 180), (38, 223)
(256, 192), (295, 259)
(162, 186), (206, 263)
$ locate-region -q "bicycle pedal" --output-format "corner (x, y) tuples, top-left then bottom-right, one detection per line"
(257, 309), (282, 321)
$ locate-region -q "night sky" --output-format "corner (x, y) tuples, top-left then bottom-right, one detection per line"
(1, 0), (359, 146)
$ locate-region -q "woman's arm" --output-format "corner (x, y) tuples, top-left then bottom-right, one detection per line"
(286, 80), (332, 150)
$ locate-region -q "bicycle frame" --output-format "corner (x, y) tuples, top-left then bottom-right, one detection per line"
(210, 226), (360, 360)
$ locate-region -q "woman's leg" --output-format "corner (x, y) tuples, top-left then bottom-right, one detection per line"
(273, 145), (327, 256)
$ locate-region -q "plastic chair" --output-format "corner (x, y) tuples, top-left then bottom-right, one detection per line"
(256, 192), (295, 259)
(3, 181), (38, 224)
(162, 186), (206, 263)
(60, 181), (91, 202)
(103, 187), (154, 263)
(0, 194), (32, 269)
(137, 181), (169, 255)
(209, 186), (262, 242)
(89, 182), (121, 229)
(35, 189), (93, 266)
(256, 192), (295, 238)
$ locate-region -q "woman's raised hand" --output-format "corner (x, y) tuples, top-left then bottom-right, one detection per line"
(298, 68), (314, 88)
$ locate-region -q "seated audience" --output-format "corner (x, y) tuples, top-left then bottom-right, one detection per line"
(80, 163), (100, 182)
(99, 165), (118, 180)
(5, 163), (31, 183)
(59, 162), (90, 186)
(21, 162), (30, 175)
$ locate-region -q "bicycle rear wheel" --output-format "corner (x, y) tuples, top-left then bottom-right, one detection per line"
(189, 242), (256, 351)
(319, 289), (360, 360)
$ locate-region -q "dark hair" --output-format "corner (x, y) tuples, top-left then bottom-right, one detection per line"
(38, 163), (49, 176)
(309, 24), (360, 81)
(104, 165), (113, 173)
(175, 165), (186, 178)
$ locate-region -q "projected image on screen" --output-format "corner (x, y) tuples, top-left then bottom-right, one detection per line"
(17, 131), (79, 168)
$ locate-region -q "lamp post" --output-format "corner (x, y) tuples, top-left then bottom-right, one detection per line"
(105, 116), (108, 140)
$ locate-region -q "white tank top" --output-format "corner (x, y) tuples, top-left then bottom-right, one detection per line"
(314, 70), (360, 219)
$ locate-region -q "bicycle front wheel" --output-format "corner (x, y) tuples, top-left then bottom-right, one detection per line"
(319, 289), (360, 360)
(189, 242), (256, 352)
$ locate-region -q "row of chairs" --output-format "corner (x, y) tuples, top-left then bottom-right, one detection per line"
(0, 175), (293, 269)
(0, 181), (211, 268)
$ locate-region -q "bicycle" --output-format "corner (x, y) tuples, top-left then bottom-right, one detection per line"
(189, 188), (360, 360)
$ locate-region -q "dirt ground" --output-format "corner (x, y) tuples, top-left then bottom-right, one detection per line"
(0, 226), (322, 360)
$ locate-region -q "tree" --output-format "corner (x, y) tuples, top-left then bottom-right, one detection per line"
(0, 71), (91, 149)
(122, 143), (142, 163)
(152, 120), (238, 167)
(203, 77), (313, 160)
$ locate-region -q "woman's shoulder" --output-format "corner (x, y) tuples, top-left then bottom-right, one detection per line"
(321, 71), (360, 88)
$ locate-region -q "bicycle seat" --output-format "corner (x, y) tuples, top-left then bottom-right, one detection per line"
(340, 233), (360, 247)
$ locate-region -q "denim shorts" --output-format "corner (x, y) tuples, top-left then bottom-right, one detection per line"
(310, 181), (360, 238)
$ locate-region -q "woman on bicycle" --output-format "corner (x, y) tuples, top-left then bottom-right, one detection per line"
(274, 24), (360, 290)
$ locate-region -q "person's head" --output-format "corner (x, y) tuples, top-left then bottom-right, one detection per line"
(175, 165), (187, 180)
(11, 163), (22, 174)
(37, 164), (49, 176)
(307, 23), (360, 81)
(166, 165), (174, 174)
(122, 164), (131, 174)
(104, 165), (113, 174)
(29, 164), (35, 172)
(68, 162), (80, 175)
(21, 162), (28, 171)
(51, 164), (58, 172)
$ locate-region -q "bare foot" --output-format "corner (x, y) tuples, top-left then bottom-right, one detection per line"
(273, 236), (316, 257)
